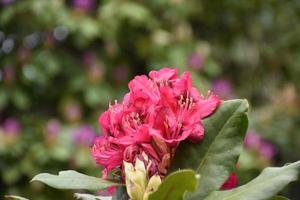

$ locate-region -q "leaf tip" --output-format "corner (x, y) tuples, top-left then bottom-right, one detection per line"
(30, 175), (38, 183)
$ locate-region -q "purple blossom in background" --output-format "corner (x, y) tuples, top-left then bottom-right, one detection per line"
(64, 101), (82, 122)
(115, 65), (129, 81)
(87, 63), (104, 82)
(72, 0), (95, 12)
(3, 117), (21, 135)
(82, 51), (97, 66)
(258, 141), (276, 160)
(82, 51), (105, 82)
(244, 130), (262, 149)
(244, 130), (276, 160)
(212, 79), (234, 99)
(72, 125), (97, 146)
(187, 52), (204, 70)
(46, 119), (61, 137)
(0, 0), (15, 6)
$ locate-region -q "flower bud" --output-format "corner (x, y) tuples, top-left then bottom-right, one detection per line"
(143, 175), (161, 200)
(124, 156), (161, 200)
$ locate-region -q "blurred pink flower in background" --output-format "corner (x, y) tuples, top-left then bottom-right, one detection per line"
(212, 79), (234, 99)
(63, 101), (82, 122)
(115, 65), (129, 82)
(187, 52), (204, 70)
(244, 130), (261, 149)
(72, 125), (98, 147)
(72, 0), (95, 12)
(3, 117), (21, 135)
(45, 119), (61, 138)
(244, 130), (276, 161)
(86, 63), (104, 83)
(0, 0), (15, 6)
(82, 51), (104, 82)
(258, 140), (276, 161)
(82, 51), (97, 67)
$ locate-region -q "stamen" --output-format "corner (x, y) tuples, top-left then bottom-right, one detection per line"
(178, 94), (194, 110)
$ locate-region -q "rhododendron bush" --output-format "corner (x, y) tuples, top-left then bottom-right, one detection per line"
(30, 68), (300, 200)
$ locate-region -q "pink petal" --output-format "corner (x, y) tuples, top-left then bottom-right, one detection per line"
(128, 75), (160, 103)
(134, 125), (153, 143)
(123, 145), (139, 162)
(141, 143), (160, 161)
(91, 137), (124, 174)
(198, 94), (221, 118)
(98, 111), (110, 135)
(188, 123), (205, 143)
(149, 128), (191, 147)
(221, 173), (238, 190)
(149, 68), (178, 81)
(173, 72), (192, 96)
(98, 104), (125, 137)
(159, 86), (178, 111)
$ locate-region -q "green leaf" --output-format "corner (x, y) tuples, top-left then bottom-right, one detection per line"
(204, 161), (300, 200)
(170, 99), (249, 200)
(149, 170), (199, 200)
(269, 196), (289, 200)
(4, 195), (29, 200)
(31, 170), (122, 191)
(74, 193), (112, 200)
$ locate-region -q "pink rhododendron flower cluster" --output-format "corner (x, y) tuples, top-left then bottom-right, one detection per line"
(91, 68), (221, 178)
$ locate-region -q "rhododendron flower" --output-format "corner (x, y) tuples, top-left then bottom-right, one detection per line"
(92, 136), (125, 177)
(91, 67), (221, 178)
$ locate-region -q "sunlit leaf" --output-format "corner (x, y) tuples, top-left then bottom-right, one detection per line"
(149, 170), (199, 200)
(74, 193), (112, 200)
(31, 170), (122, 191)
(204, 161), (300, 200)
(4, 195), (29, 200)
(171, 99), (249, 200)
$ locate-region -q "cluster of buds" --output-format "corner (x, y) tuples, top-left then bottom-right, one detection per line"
(124, 153), (161, 200)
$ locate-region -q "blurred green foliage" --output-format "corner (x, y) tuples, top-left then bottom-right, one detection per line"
(0, 0), (300, 199)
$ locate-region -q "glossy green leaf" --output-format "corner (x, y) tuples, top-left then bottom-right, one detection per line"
(149, 169), (199, 200)
(170, 99), (249, 200)
(204, 161), (300, 200)
(31, 170), (122, 191)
